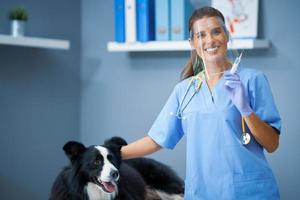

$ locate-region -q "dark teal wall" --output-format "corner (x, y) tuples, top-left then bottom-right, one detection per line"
(0, 0), (81, 199)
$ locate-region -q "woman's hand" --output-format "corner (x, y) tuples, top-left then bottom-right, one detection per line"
(223, 72), (253, 117)
(223, 72), (279, 152)
(121, 136), (161, 159)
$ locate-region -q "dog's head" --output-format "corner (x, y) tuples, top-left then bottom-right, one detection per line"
(63, 137), (127, 193)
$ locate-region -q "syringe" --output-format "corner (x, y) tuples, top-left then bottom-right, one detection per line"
(230, 51), (244, 74)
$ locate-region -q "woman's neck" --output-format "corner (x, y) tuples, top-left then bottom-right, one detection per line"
(204, 59), (231, 79)
(204, 59), (231, 88)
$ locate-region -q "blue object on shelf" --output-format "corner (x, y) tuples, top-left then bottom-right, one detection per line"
(115, 0), (125, 43)
(155, 0), (170, 41)
(170, 0), (193, 41)
(137, 0), (155, 42)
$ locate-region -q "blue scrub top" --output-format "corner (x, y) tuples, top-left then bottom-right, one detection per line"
(148, 68), (281, 200)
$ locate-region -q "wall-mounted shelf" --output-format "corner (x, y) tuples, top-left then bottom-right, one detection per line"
(0, 34), (70, 50)
(107, 39), (269, 52)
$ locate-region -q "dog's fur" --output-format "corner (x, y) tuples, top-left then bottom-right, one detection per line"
(49, 137), (184, 200)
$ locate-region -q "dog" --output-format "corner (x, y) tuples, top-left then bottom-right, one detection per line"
(49, 137), (184, 200)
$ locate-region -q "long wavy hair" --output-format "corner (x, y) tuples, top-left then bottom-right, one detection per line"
(180, 6), (226, 81)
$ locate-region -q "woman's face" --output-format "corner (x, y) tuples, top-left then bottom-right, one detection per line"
(191, 16), (228, 64)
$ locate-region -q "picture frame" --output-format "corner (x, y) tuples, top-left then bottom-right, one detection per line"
(212, 0), (259, 39)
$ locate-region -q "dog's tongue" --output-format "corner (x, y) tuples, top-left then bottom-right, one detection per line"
(103, 182), (115, 193)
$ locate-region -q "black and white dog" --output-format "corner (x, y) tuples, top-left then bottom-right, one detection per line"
(49, 137), (184, 200)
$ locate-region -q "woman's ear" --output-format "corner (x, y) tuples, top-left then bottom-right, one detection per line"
(189, 38), (195, 50)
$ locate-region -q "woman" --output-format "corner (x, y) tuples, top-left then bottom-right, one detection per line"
(121, 6), (281, 199)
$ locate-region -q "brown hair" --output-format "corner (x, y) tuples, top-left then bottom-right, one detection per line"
(180, 6), (226, 81)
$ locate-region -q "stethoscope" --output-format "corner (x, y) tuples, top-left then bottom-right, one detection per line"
(174, 70), (205, 119)
(173, 69), (251, 145)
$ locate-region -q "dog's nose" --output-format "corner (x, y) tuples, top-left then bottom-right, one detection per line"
(110, 170), (119, 180)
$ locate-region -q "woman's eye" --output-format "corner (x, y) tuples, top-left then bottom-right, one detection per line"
(196, 32), (205, 39)
(212, 29), (222, 35)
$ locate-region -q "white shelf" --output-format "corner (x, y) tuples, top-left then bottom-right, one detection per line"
(107, 39), (269, 52)
(0, 34), (70, 50)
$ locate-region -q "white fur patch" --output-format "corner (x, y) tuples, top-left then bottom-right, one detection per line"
(156, 190), (184, 200)
(86, 182), (116, 200)
(95, 146), (118, 182)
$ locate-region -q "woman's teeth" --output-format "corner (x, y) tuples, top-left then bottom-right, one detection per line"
(205, 47), (218, 52)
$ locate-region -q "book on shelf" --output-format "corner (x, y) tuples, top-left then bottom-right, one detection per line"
(114, 0), (125, 43)
(137, 0), (155, 42)
(155, 0), (170, 41)
(212, 0), (259, 39)
(170, 0), (193, 41)
(114, 0), (196, 43)
(125, 0), (137, 42)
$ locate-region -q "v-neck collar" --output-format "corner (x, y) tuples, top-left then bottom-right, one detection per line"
(203, 74), (224, 94)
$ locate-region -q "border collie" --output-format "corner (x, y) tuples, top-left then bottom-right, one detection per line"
(49, 137), (184, 200)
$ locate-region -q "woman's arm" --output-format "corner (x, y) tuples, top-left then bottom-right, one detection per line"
(224, 72), (280, 153)
(244, 113), (279, 153)
(121, 136), (162, 159)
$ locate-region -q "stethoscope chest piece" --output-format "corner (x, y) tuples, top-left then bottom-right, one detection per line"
(241, 132), (251, 145)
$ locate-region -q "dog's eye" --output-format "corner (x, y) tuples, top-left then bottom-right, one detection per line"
(94, 160), (102, 165)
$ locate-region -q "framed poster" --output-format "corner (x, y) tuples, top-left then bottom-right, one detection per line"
(212, 0), (259, 39)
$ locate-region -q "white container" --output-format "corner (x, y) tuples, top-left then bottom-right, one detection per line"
(11, 20), (25, 37)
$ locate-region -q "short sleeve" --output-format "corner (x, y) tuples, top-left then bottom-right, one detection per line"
(249, 72), (282, 133)
(148, 85), (184, 149)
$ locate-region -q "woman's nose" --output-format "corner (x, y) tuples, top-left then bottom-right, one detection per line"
(205, 34), (214, 43)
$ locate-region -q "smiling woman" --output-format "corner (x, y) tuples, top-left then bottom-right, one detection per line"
(190, 17), (230, 77)
(121, 6), (282, 200)
(184, 6), (231, 80)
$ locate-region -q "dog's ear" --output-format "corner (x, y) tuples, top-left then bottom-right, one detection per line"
(63, 141), (86, 163)
(104, 137), (127, 150)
